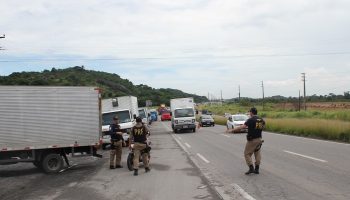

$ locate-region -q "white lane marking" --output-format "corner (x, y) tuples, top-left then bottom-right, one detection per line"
(197, 153), (210, 163)
(232, 184), (256, 200)
(184, 143), (191, 148)
(161, 122), (172, 132)
(178, 137), (182, 140)
(220, 134), (231, 138)
(284, 150), (327, 163)
(174, 137), (187, 151)
(265, 131), (349, 146)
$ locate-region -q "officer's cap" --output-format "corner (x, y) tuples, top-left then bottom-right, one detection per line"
(249, 107), (258, 115)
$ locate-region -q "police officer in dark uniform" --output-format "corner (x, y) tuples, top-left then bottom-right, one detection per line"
(108, 116), (124, 169)
(129, 117), (150, 176)
(227, 107), (265, 175)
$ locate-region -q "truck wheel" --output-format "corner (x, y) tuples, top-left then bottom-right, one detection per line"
(127, 153), (134, 171)
(174, 129), (178, 133)
(193, 128), (196, 132)
(41, 153), (64, 173)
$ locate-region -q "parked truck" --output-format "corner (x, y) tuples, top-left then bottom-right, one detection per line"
(170, 97), (196, 133)
(101, 96), (139, 149)
(0, 86), (102, 173)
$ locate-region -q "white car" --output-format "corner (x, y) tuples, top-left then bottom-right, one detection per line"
(226, 114), (249, 133)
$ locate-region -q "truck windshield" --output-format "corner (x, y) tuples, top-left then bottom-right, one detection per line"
(102, 110), (131, 125)
(138, 109), (146, 118)
(175, 108), (194, 118)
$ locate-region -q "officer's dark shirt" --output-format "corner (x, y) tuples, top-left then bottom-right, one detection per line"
(109, 124), (123, 142)
(244, 116), (265, 141)
(132, 125), (147, 143)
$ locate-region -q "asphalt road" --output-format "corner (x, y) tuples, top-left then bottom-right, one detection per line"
(1, 120), (349, 200)
(160, 121), (350, 200)
(0, 121), (220, 200)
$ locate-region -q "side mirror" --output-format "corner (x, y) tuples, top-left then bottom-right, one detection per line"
(133, 114), (137, 119)
(195, 110), (199, 114)
(148, 113), (151, 117)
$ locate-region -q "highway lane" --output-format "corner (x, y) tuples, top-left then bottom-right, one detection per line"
(0, 121), (220, 200)
(160, 121), (350, 200)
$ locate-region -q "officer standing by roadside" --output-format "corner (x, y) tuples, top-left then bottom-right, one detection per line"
(108, 116), (124, 169)
(129, 117), (150, 176)
(227, 107), (265, 175)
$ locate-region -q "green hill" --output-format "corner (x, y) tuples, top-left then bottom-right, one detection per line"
(0, 66), (207, 106)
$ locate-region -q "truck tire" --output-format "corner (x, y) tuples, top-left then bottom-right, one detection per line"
(174, 129), (178, 133)
(127, 153), (134, 171)
(41, 153), (64, 173)
(193, 128), (196, 132)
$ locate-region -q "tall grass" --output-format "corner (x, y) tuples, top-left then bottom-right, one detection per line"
(199, 104), (350, 122)
(265, 118), (350, 142)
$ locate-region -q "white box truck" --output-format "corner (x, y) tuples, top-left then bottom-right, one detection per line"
(170, 97), (196, 133)
(101, 96), (138, 149)
(0, 86), (102, 173)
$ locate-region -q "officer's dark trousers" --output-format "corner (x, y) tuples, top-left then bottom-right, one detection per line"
(110, 141), (122, 167)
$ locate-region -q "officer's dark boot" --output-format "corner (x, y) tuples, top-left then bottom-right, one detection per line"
(245, 165), (254, 175)
(133, 169), (138, 176)
(254, 165), (260, 174)
(145, 167), (150, 173)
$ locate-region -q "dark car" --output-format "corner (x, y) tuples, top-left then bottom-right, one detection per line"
(199, 115), (215, 127)
(201, 110), (212, 115)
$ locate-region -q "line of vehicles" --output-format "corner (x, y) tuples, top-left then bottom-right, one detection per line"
(0, 86), (248, 174)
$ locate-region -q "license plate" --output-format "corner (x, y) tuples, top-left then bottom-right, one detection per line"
(183, 125), (188, 128)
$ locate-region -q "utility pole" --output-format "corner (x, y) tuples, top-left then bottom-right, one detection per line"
(220, 90), (223, 102)
(298, 90), (301, 111)
(261, 81), (265, 110)
(0, 34), (5, 51)
(238, 85), (241, 102)
(301, 73), (306, 111)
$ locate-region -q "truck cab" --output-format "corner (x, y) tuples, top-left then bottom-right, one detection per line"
(101, 96), (139, 149)
(170, 98), (196, 133)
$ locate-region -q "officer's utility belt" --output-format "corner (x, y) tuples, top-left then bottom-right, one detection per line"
(254, 140), (264, 152)
(111, 140), (121, 144)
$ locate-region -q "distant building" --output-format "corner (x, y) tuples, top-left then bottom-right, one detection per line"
(146, 100), (152, 107)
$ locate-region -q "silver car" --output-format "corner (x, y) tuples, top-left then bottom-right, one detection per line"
(199, 114), (215, 127)
(226, 114), (249, 132)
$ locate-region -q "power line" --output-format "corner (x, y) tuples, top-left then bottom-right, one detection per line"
(1, 51), (350, 63)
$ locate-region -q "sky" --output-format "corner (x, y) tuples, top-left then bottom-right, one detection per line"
(0, 0), (349, 99)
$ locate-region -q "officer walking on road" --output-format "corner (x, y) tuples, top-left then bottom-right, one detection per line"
(129, 117), (151, 176)
(227, 107), (265, 175)
(108, 116), (124, 169)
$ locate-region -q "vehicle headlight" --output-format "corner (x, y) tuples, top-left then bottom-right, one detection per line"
(192, 119), (195, 123)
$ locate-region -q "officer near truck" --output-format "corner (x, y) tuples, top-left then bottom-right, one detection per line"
(108, 116), (124, 169)
(227, 107), (265, 175)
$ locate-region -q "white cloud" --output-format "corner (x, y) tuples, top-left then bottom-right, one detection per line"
(1, 0), (350, 98)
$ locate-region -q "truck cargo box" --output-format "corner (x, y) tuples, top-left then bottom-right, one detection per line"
(0, 86), (101, 150)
